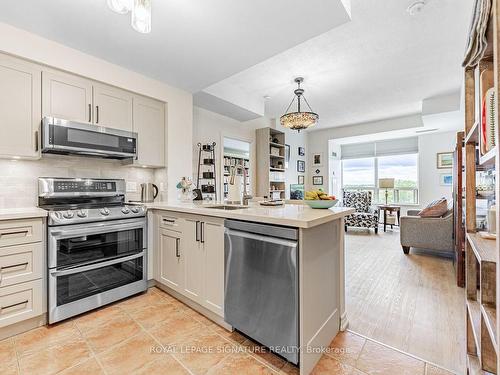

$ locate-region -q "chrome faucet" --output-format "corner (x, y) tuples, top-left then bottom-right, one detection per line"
(229, 163), (253, 205)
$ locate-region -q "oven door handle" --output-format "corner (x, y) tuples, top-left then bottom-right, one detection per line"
(49, 251), (145, 277)
(50, 220), (145, 238)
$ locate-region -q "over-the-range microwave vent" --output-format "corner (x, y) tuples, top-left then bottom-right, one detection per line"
(41, 117), (138, 160)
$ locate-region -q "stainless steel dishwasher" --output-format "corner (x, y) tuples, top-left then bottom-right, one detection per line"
(224, 220), (299, 364)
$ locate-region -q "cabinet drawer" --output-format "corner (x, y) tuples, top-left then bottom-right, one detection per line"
(0, 243), (43, 287)
(159, 214), (182, 230)
(0, 219), (42, 248)
(0, 279), (43, 328)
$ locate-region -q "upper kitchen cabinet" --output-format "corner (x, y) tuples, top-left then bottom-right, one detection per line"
(42, 70), (93, 123)
(93, 84), (133, 131)
(132, 95), (165, 167)
(0, 54), (41, 159)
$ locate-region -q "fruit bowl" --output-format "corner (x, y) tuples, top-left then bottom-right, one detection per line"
(304, 199), (338, 209)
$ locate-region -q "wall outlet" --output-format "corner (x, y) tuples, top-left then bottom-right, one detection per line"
(126, 181), (137, 193)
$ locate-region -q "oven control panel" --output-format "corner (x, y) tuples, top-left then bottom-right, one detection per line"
(54, 180), (116, 193)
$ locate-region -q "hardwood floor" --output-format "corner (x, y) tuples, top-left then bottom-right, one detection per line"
(345, 228), (466, 375)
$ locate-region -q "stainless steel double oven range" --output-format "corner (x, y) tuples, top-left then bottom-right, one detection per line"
(38, 178), (148, 324)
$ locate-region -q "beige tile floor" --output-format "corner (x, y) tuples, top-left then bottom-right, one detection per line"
(0, 287), (455, 375)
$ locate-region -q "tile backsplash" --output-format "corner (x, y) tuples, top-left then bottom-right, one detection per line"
(0, 154), (161, 208)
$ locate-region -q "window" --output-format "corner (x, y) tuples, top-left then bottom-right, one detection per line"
(342, 153), (418, 205)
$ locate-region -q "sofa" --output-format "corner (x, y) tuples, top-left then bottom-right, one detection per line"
(400, 209), (454, 255)
(343, 191), (379, 234)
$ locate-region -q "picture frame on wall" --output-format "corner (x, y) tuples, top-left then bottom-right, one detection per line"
(290, 184), (304, 200)
(313, 176), (323, 185)
(436, 152), (453, 169)
(298, 147), (305, 156)
(439, 173), (453, 186)
(312, 152), (323, 167)
(297, 160), (305, 173)
(298, 175), (304, 185)
(285, 144), (290, 169)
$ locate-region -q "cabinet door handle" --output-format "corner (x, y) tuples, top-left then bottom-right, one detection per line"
(200, 222), (205, 244)
(34, 130), (39, 152)
(1, 262), (28, 270)
(175, 238), (181, 258)
(88, 104), (92, 122)
(0, 230), (29, 238)
(1, 300), (28, 311)
(96, 105), (99, 124)
(195, 221), (200, 242)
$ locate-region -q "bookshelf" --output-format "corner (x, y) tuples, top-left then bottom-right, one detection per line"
(256, 127), (286, 200)
(463, 2), (499, 372)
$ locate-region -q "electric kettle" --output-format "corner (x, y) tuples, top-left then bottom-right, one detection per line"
(141, 183), (158, 203)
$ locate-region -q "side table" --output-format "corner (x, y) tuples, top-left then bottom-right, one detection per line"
(378, 205), (401, 232)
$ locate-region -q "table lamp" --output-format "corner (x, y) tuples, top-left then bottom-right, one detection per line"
(379, 178), (395, 205)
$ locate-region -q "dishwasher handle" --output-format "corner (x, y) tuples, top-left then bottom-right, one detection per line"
(224, 228), (298, 248)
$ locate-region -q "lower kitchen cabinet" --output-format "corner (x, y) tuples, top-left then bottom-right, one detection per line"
(154, 212), (224, 317)
(201, 220), (224, 316)
(182, 219), (204, 303)
(158, 228), (184, 293)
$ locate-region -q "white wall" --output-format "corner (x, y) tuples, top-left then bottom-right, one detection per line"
(283, 128), (308, 199)
(192, 107), (269, 200)
(418, 131), (456, 207)
(193, 108), (308, 200)
(0, 22), (193, 202)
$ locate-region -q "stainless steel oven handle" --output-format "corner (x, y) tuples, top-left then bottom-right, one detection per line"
(49, 251), (145, 277)
(50, 220), (145, 238)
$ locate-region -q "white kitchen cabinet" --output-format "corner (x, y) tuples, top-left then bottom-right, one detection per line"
(158, 227), (184, 293)
(0, 54), (41, 159)
(132, 95), (165, 167)
(93, 84), (133, 131)
(201, 219), (225, 316)
(42, 70), (93, 123)
(154, 212), (225, 317)
(182, 219), (203, 303)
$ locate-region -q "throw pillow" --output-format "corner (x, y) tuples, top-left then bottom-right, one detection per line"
(419, 198), (448, 218)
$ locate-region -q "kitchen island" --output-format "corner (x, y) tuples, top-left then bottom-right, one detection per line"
(146, 201), (354, 375)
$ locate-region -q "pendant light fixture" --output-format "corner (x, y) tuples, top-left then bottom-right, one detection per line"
(107, 0), (132, 14)
(107, 0), (152, 34)
(280, 77), (319, 131)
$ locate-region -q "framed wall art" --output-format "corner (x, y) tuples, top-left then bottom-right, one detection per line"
(297, 160), (305, 173)
(437, 152), (453, 169)
(313, 176), (323, 185)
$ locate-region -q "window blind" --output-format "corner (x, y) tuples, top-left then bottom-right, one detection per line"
(341, 137), (418, 160)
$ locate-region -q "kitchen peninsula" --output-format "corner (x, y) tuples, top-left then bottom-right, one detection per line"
(147, 201), (354, 375)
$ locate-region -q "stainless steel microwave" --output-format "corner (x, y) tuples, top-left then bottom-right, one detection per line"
(41, 117), (137, 160)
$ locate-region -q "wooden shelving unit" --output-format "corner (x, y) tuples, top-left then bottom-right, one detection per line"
(256, 127), (286, 200)
(463, 1), (499, 373)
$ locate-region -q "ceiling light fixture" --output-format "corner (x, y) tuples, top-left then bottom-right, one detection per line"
(280, 77), (319, 132)
(407, 0), (426, 16)
(107, 0), (152, 34)
(107, 0), (132, 14)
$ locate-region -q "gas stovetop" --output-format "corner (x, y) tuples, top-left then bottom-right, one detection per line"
(38, 178), (146, 226)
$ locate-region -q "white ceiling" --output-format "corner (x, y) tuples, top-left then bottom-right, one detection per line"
(206, 0), (475, 130)
(0, 0), (351, 92)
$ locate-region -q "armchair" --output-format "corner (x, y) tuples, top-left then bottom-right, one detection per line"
(343, 191), (379, 233)
(400, 209), (453, 254)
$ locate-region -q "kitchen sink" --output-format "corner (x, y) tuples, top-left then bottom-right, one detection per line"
(205, 205), (249, 210)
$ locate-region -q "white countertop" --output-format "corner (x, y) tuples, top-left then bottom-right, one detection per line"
(146, 201), (354, 228)
(0, 207), (48, 221)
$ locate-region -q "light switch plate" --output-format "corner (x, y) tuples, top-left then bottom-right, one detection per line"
(126, 181), (137, 193)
